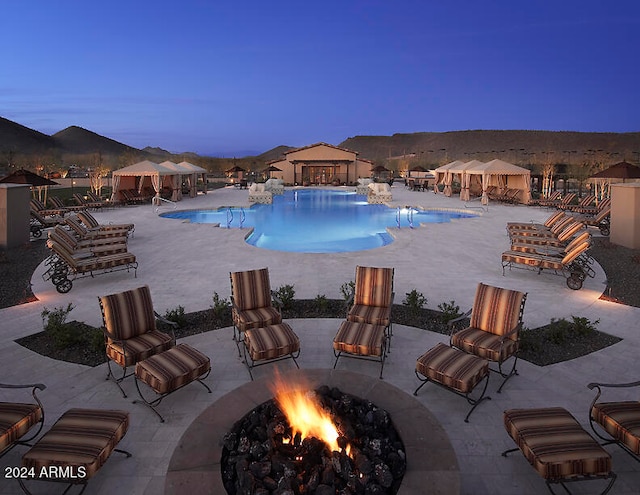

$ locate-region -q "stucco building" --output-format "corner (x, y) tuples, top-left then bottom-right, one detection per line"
(268, 143), (373, 185)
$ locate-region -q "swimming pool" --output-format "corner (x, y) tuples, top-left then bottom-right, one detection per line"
(161, 189), (478, 253)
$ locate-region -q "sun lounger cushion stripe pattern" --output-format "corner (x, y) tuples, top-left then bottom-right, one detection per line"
(0, 403), (43, 454)
(591, 401), (640, 455)
(49, 241), (136, 274)
(353, 266), (394, 308)
(244, 323), (300, 362)
(21, 409), (129, 480)
(347, 304), (391, 327)
(333, 321), (386, 357)
(230, 268), (274, 311)
(135, 344), (211, 395)
(416, 343), (488, 394)
(504, 407), (612, 481)
(469, 283), (525, 338)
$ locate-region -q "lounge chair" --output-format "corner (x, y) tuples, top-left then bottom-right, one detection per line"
(87, 190), (112, 207)
(449, 282), (527, 393)
(29, 210), (65, 238)
(565, 194), (596, 212)
(576, 206), (611, 236)
(588, 380), (640, 462)
(501, 239), (594, 290)
(508, 215), (573, 240)
(547, 192), (577, 209)
(49, 226), (128, 257)
(229, 268), (300, 379)
(77, 210), (134, 235)
(65, 215), (129, 241)
(510, 230), (591, 257)
(509, 221), (585, 248)
(73, 192), (104, 210)
(573, 197), (611, 216)
(0, 383), (46, 459)
(48, 195), (86, 213)
(332, 266), (394, 378)
(506, 210), (566, 234)
(30, 198), (66, 218)
(530, 190), (561, 207)
(44, 239), (137, 293)
(98, 285), (176, 397)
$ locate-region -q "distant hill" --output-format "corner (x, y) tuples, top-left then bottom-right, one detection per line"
(52, 126), (138, 155)
(257, 145), (296, 162)
(0, 116), (57, 154)
(340, 130), (640, 166)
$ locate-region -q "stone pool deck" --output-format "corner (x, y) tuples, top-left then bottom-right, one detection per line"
(1, 184), (638, 494)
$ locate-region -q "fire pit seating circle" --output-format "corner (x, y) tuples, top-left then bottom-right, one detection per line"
(165, 369), (460, 495)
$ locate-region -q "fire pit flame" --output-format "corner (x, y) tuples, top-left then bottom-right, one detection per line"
(272, 374), (347, 454)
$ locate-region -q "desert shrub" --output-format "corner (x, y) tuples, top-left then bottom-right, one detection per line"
(164, 306), (187, 328)
(340, 280), (355, 302)
(403, 289), (426, 315)
(273, 284), (295, 310)
(438, 300), (461, 323)
(546, 316), (600, 345)
(314, 294), (329, 312)
(570, 316), (599, 336)
(212, 292), (231, 318)
(41, 303), (80, 349)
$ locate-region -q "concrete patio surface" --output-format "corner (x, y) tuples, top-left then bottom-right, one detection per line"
(1, 184), (638, 494)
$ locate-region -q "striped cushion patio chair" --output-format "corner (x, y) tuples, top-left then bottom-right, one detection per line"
(588, 380), (640, 462)
(450, 282), (527, 392)
(0, 383), (46, 459)
(77, 210), (134, 235)
(99, 285), (175, 397)
(229, 268), (300, 379)
(346, 265), (394, 342)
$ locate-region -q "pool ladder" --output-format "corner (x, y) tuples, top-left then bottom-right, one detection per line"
(226, 207), (246, 229)
(396, 207), (415, 229)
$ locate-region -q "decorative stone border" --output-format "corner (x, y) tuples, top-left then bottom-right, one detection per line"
(165, 369), (460, 494)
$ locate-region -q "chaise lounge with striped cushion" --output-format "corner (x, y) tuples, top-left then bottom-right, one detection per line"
(0, 383), (46, 459)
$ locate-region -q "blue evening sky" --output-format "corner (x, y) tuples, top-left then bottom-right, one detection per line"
(1, 0), (639, 156)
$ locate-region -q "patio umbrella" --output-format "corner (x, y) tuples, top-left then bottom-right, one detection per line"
(0, 169), (59, 186)
(590, 161), (640, 181)
(225, 165), (246, 174)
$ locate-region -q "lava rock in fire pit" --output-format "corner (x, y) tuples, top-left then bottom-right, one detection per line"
(221, 387), (406, 495)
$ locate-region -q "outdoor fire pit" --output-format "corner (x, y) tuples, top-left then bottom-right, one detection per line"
(165, 369), (460, 495)
(221, 382), (406, 494)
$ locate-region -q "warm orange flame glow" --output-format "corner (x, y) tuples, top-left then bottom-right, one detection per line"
(271, 372), (343, 453)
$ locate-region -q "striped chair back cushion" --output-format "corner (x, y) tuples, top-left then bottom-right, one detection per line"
(78, 211), (99, 228)
(49, 228), (77, 251)
(543, 211), (565, 227)
(230, 268), (273, 311)
(354, 266), (394, 308)
(30, 198), (47, 211)
(595, 207), (611, 223)
(470, 283), (525, 338)
(99, 285), (156, 340)
(561, 241), (590, 265)
(65, 216), (88, 236)
(556, 222), (584, 242)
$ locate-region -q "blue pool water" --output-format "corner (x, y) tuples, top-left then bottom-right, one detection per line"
(161, 189), (477, 253)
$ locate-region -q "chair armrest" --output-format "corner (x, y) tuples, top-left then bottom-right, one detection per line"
(448, 308), (472, 334)
(270, 291), (283, 311)
(498, 323), (522, 343)
(0, 383), (46, 391)
(154, 311), (177, 342)
(588, 380), (640, 390)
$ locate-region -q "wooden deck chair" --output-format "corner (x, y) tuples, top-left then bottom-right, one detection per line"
(229, 268), (300, 379)
(99, 285), (176, 397)
(588, 380), (640, 463)
(0, 383), (46, 459)
(450, 282), (527, 393)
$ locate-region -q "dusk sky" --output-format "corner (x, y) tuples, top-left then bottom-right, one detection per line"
(2, 1), (639, 156)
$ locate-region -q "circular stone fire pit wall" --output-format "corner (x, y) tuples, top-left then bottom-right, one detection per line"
(165, 369), (460, 495)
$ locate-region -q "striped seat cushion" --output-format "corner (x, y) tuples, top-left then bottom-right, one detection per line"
(333, 321), (386, 357)
(450, 327), (518, 362)
(504, 407), (611, 481)
(0, 402), (43, 454)
(347, 304), (391, 327)
(74, 252), (136, 274)
(244, 323), (300, 362)
(135, 344), (211, 395)
(106, 330), (175, 367)
(591, 401), (640, 455)
(234, 307), (282, 332)
(21, 409), (129, 481)
(416, 343), (488, 394)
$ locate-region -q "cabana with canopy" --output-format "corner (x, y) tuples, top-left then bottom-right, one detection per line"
(465, 159), (532, 205)
(111, 160), (177, 204)
(158, 161), (208, 200)
(448, 160), (485, 200)
(433, 160), (466, 196)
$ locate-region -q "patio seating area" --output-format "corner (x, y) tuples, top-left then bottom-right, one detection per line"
(1, 185), (639, 494)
